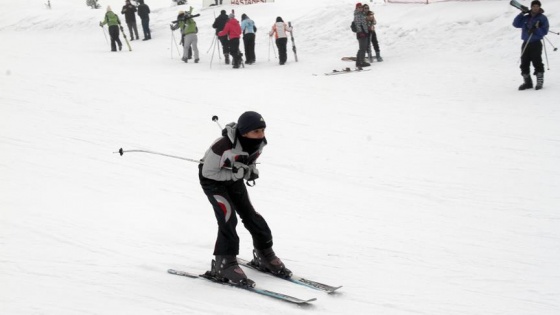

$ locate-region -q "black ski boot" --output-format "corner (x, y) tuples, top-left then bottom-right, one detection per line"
(375, 51), (383, 62)
(535, 72), (544, 90)
(211, 255), (254, 286)
(225, 55), (230, 65)
(518, 73), (533, 90)
(251, 248), (292, 278)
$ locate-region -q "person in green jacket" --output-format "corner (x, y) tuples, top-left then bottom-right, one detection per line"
(100, 6), (123, 51)
(170, 7), (199, 63)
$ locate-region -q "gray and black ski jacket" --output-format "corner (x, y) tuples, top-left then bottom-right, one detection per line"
(200, 123), (265, 182)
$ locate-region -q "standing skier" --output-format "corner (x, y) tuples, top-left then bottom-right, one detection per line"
(218, 13), (243, 69)
(121, 0), (139, 41)
(213, 10), (231, 64)
(137, 0), (151, 41)
(354, 3), (370, 69)
(512, 0), (549, 90)
(199, 111), (292, 285)
(241, 14), (257, 65)
(171, 8), (199, 63)
(363, 4), (383, 62)
(99, 6), (123, 52)
(269, 17), (291, 65)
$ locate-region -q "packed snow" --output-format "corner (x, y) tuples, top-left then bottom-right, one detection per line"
(1, 0), (559, 314)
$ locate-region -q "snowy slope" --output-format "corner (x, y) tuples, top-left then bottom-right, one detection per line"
(1, 0), (560, 314)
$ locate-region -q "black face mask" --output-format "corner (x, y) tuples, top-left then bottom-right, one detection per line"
(237, 131), (265, 155)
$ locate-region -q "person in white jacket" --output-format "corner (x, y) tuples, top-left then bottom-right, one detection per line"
(269, 17), (291, 65)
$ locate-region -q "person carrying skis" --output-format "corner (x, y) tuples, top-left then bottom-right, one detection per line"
(121, 0), (139, 41)
(213, 10), (231, 65)
(171, 8), (200, 63)
(362, 4), (383, 62)
(137, 0), (151, 41)
(269, 17), (292, 65)
(218, 13), (243, 69)
(512, 0), (549, 90)
(99, 6), (123, 52)
(240, 13), (257, 65)
(354, 3), (370, 69)
(199, 111), (292, 286)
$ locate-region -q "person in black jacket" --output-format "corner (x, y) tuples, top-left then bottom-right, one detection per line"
(137, 0), (151, 40)
(121, 0), (139, 41)
(212, 10), (230, 64)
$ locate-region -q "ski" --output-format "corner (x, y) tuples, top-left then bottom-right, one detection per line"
(510, 0), (529, 13)
(237, 258), (342, 294)
(314, 67), (371, 76)
(119, 24), (132, 51)
(341, 56), (381, 62)
(288, 22), (298, 62)
(167, 269), (317, 305)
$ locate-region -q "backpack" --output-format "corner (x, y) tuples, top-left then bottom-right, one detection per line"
(350, 21), (357, 33)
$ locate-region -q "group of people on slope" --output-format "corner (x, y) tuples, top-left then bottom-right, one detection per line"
(353, 2), (383, 69)
(212, 10), (293, 68)
(99, 0), (151, 52)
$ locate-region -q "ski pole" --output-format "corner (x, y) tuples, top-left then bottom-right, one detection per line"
(101, 25), (109, 45)
(549, 30), (560, 35)
(115, 148), (202, 163)
(212, 115), (223, 130)
(543, 38), (550, 70)
(170, 30), (174, 59)
(172, 30), (181, 56)
(544, 36), (558, 51)
(207, 35), (216, 54)
(268, 35), (271, 61)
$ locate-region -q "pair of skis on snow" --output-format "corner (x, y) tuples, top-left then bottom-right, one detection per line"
(168, 257), (342, 305)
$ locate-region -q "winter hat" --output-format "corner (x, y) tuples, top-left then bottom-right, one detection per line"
(229, 13), (235, 19)
(356, 3), (362, 8)
(237, 111), (266, 135)
(107, 5), (112, 12)
(221, 10), (226, 15)
(531, 0), (541, 6)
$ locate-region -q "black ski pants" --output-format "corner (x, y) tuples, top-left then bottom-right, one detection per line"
(356, 36), (369, 66)
(108, 25), (122, 51)
(276, 37), (288, 64)
(199, 165), (273, 256)
(243, 33), (256, 63)
(141, 17), (150, 39)
(218, 35), (230, 56)
(229, 38), (242, 66)
(520, 40), (544, 75)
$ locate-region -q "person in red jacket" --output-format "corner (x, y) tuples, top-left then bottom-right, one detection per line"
(218, 13), (243, 69)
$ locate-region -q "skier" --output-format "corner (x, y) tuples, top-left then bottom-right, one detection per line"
(512, 0), (549, 90)
(354, 3), (370, 69)
(137, 0), (151, 41)
(212, 10), (231, 64)
(241, 14), (257, 65)
(99, 6), (123, 52)
(121, 0), (139, 41)
(363, 4), (383, 62)
(218, 13), (243, 69)
(269, 17), (292, 65)
(199, 111), (292, 285)
(171, 8), (199, 63)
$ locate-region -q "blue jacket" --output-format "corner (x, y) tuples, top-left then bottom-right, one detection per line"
(512, 12), (549, 42)
(241, 18), (256, 35)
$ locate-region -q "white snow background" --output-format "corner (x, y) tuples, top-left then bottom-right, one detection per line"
(1, 0), (560, 314)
